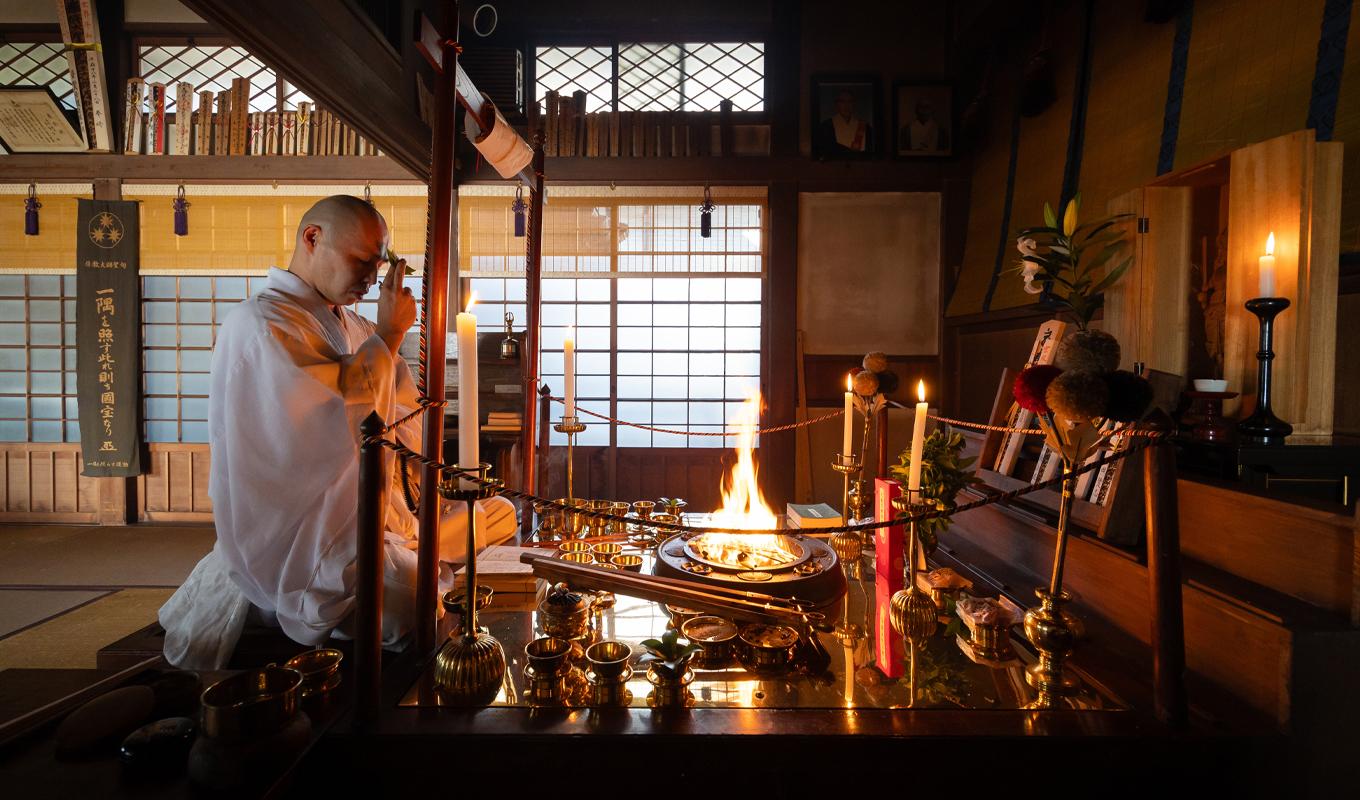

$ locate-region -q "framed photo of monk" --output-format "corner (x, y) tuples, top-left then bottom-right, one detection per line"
(893, 82), (953, 158)
(811, 74), (881, 160)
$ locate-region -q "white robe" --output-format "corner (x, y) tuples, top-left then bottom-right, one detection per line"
(159, 267), (516, 668)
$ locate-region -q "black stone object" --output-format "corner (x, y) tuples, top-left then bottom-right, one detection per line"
(119, 716), (198, 772)
(1237, 297), (1293, 443)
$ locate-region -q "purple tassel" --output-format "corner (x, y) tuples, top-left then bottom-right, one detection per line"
(24, 185), (39, 236)
(511, 188), (527, 238)
(173, 186), (190, 236)
(699, 184), (714, 239)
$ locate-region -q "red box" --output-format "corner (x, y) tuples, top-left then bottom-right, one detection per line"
(874, 580), (906, 678)
(874, 478), (904, 590)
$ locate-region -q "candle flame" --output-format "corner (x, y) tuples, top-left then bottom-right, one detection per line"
(465, 292), (477, 313)
(846, 373), (853, 392)
(917, 380), (926, 403)
(1266, 232), (1275, 256)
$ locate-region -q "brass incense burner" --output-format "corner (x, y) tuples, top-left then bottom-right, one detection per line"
(433, 463), (507, 705)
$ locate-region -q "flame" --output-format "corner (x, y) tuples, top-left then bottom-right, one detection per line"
(917, 379), (926, 402)
(696, 391), (800, 569)
(846, 373), (853, 392)
(465, 292), (477, 313)
(1266, 232), (1275, 256)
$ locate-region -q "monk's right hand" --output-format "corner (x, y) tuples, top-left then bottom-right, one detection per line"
(376, 256), (417, 356)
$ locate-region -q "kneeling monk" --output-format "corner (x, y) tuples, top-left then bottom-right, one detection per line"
(159, 195), (517, 668)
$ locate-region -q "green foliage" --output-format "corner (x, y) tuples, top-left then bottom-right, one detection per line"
(899, 642), (968, 706)
(890, 426), (984, 544)
(639, 628), (701, 673)
(1007, 192), (1134, 330)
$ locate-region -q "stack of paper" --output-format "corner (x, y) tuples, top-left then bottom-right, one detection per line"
(482, 412), (522, 432)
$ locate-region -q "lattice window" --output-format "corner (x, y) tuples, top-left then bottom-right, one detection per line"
(680, 42), (764, 112)
(617, 44), (681, 111)
(137, 45), (313, 113)
(534, 46), (613, 111)
(0, 275), (80, 444)
(0, 42), (76, 110)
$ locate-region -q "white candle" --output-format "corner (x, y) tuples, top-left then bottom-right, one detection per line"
(908, 380), (928, 492)
(564, 327), (575, 419)
(1259, 232), (1276, 297)
(456, 296), (479, 489)
(842, 373), (854, 456)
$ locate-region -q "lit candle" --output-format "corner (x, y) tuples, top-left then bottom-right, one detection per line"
(1259, 232), (1276, 298)
(564, 326), (575, 419)
(843, 373), (854, 456)
(907, 380), (928, 492)
(456, 294), (479, 489)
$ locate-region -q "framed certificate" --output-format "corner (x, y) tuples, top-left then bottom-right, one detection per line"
(0, 86), (88, 153)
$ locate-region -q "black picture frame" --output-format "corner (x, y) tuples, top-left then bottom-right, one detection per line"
(810, 73), (881, 160)
(892, 81), (953, 159)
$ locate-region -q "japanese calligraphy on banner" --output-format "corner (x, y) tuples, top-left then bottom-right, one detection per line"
(76, 199), (142, 477)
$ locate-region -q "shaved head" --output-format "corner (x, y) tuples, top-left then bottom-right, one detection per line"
(288, 195), (389, 308)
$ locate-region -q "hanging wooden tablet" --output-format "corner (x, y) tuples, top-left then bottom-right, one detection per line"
(174, 82), (194, 155)
(281, 110), (296, 155)
(296, 102), (311, 155)
(544, 92), (558, 157)
(197, 91), (213, 155)
(248, 112), (263, 154)
(147, 83), (167, 154)
(55, 0), (114, 152)
(559, 95), (573, 157)
(231, 78), (251, 155)
(216, 89), (231, 155)
(268, 112), (281, 154)
(992, 319), (1066, 476)
(122, 78), (144, 155)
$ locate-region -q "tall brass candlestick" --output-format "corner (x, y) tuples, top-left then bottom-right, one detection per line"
(553, 415), (586, 500)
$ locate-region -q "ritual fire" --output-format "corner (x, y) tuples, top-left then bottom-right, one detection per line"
(653, 393), (847, 606)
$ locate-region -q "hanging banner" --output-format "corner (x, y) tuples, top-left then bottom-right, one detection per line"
(76, 198), (142, 477)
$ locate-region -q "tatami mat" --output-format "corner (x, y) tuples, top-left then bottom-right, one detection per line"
(0, 589), (108, 639)
(0, 588), (174, 670)
(0, 525), (214, 587)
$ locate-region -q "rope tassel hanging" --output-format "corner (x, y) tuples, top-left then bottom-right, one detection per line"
(24, 184), (40, 236)
(173, 184), (190, 236)
(700, 184), (714, 238)
(512, 185), (527, 237)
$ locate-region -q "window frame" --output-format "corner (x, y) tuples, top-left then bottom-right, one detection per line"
(0, 275), (81, 443)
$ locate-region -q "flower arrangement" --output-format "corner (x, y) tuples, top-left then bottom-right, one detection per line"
(890, 426), (983, 552)
(1010, 193), (1133, 330)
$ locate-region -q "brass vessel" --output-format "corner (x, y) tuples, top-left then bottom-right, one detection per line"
(889, 495), (937, 642)
(1022, 588), (1084, 708)
(201, 666), (302, 743)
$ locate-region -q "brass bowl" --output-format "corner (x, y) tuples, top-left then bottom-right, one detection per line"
(591, 542), (623, 563)
(682, 616), (739, 665)
(609, 502), (631, 533)
(739, 624), (800, 669)
(666, 605), (704, 631)
(556, 498), (586, 536)
(283, 649), (343, 696)
(558, 540), (592, 555)
(561, 551), (594, 565)
(539, 599), (590, 640)
(585, 641), (632, 679)
(610, 554), (644, 572)
(525, 636), (573, 676)
(586, 500), (613, 534)
(201, 666), (303, 743)
(441, 585), (494, 616)
(534, 500), (561, 533)
(632, 501), (656, 521)
(650, 513), (680, 534)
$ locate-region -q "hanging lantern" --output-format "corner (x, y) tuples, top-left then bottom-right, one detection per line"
(699, 184), (714, 239)
(24, 184), (40, 236)
(173, 184), (190, 236)
(511, 185), (527, 238)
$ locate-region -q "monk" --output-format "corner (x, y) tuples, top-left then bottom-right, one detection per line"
(159, 195), (516, 668)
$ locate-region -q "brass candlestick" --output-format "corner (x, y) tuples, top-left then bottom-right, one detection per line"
(889, 493), (937, 642)
(1022, 456), (1084, 709)
(433, 463), (507, 705)
(831, 454), (862, 524)
(553, 415), (586, 500)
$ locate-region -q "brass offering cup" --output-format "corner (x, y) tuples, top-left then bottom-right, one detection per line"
(650, 512), (679, 533)
(585, 500), (613, 535)
(632, 501), (656, 524)
(525, 637), (573, 676)
(682, 616), (738, 667)
(739, 624), (800, 670)
(591, 542), (623, 563)
(666, 605), (704, 631)
(201, 666), (303, 743)
(284, 649), (343, 697)
(929, 586), (963, 616)
(558, 540), (592, 555)
(539, 599), (591, 640)
(441, 585), (494, 618)
(534, 500), (561, 534)
(610, 554), (644, 572)
(561, 552), (594, 565)
(585, 641), (633, 680)
(609, 501), (631, 533)
(556, 498), (586, 537)
(645, 664), (694, 708)
(968, 621), (1017, 662)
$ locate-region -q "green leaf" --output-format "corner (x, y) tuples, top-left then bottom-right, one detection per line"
(640, 638), (666, 652)
(1089, 256), (1133, 295)
(1016, 225), (1061, 237)
(1043, 203), (1057, 229)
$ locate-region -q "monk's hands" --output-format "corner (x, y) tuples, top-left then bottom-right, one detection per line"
(376, 256), (417, 356)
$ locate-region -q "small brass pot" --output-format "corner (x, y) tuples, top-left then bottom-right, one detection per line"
(666, 605), (703, 631)
(645, 663), (694, 708)
(525, 636), (573, 676)
(929, 586), (963, 615)
(539, 599), (590, 640)
(534, 500), (561, 534)
(586, 500), (613, 535)
(650, 513), (679, 535)
(682, 616), (738, 667)
(632, 501), (656, 523)
(441, 585), (494, 618)
(592, 542), (623, 563)
(561, 551), (594, 565)
(558, 540), (592, 555)
(610, 554), (644, 572)
(585, 641), (632, 679)
(609, 502), (631, 533)
(968, 622), (1017, 662)
(284, 649), (343, 697)
(201, 666), (303, 743)
(556, 498), (586, 537)
(739, 624), (800, 670)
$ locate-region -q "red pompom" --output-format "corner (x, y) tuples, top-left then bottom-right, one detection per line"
(1013, 365), (1063, 414)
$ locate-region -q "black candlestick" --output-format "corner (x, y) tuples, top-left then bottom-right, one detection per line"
(1237, 297), (1293, 442)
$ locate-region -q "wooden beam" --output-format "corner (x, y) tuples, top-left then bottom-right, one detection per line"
(180, 0), (432, 180)
(0, 154), (419, 183)
(1145, 438), (1189, 729)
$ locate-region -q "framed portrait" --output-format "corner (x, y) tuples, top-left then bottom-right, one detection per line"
(0, 86), (86, 153)
(811, 74), (881, 160)
(893, 82), (953, 158)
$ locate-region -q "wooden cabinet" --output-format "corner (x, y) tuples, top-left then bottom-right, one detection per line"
(1105, 186), (1193, 377)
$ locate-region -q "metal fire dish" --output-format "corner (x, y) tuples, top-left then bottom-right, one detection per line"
(684, 533), (812, 572)
(654, 531), (847, 607)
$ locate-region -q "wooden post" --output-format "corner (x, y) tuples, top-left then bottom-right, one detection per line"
(355, 411), (386, 728)
(413, 0), (460, 655)
(1144, 438), (1188, 728)
(1351, 498), (1359, 628)
(519, 134), (546, 535)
